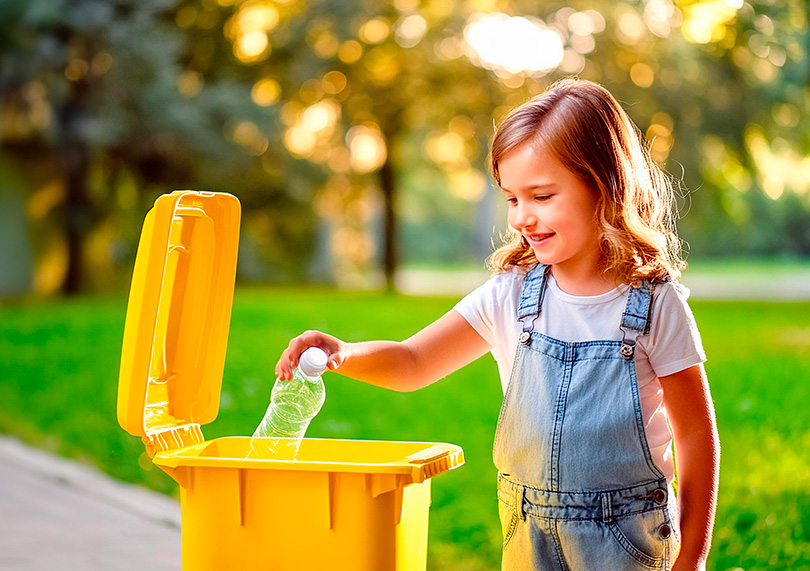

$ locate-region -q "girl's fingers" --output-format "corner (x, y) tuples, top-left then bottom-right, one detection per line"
(274, 331), (343, 380)
(327, 352), (344, 370)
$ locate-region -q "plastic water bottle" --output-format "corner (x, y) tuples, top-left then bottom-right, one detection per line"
(249, 347), (328, 460)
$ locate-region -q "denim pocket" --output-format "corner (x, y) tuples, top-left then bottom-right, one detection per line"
(605, 510), (667, 568)
(498, 498), (519, 551)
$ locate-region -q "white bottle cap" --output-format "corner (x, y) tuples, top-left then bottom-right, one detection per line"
(298, 347), (329, 378)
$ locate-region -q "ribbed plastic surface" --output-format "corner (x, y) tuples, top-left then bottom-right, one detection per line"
(117, 191), (240, 440)
(118, 191), (466, 571)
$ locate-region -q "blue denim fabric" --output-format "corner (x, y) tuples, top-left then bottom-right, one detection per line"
(621, 280), (654, 334)
(494, 264), (680, 570)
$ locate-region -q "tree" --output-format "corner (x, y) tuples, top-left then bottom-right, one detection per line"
(4, 0), (807, 295)
(0, 0), (316, 294)
(226, 0), (810, 289)
(219, 0), (503, 288)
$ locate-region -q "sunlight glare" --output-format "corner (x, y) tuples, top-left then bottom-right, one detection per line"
(301, 100), (341, 133)
(347, 125), (387, 173)
(465, 14), (564, 76)
(239, 31), (269, 57)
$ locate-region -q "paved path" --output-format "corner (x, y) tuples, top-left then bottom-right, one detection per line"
(0, 435), (180, 571)
(395, 268), (810, 300)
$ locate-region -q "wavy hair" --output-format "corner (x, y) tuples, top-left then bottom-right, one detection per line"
(487, 78), (685, 285)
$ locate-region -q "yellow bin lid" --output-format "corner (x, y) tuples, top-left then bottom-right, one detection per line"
(117, 191), (240, 441)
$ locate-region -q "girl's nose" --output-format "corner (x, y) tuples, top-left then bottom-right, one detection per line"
(511, 203), (537, 230)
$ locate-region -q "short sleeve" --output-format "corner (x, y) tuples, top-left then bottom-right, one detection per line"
(452, 277), (499, 349)
(453, 271), (523, 392)
(643, 282), (707, 377)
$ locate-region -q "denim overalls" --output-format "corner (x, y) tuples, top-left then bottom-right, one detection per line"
(495, 264), (680, 570)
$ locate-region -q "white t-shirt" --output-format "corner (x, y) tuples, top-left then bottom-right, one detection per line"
(453, 269), (707, 484)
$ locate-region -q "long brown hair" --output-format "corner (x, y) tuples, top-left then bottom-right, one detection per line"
(487, 78), (685, 285)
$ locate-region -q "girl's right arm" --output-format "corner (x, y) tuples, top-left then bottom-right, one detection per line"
(274, 309), (491, 392)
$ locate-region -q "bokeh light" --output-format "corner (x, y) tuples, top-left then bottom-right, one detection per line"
(424, 131), (469, 169)
(642, 0), (682, 39)
(239, 31), (269, 58)
(178, 70), (203, 97)
(615, 6), (646, 45)
(360, 18), (390, 44)
(64, 59), (89, 82)
(282, 99), (341, 159)
(227, 120), (269, 156)
(313, 31), (340, 58)
(364, 45), (399, 83)
(338, 40), (363, 64)
(322, 70), (348, 95)
(395, 14), (428, 48)
(238, 3), (279, 33)
(447, 168), (486, 202)
(630, 62), (655, 88)
(90, 52), (113, 76)
(646, 112), (675, 163)
(681, 0), (740, 45)
(435, 36), (464, 60)
(300, 100), (341, 133)
(347, 124), (387, 173)
(226, 2), (280, 63)
(464, 13), (564, 76)
(251, 78), (281, 106)
(285, 125), (317, 157)
(745, 126), (810, 200)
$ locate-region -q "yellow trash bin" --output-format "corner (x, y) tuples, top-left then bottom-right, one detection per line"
(117, 191), (465, 571)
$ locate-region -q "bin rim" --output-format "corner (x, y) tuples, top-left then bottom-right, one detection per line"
(152, 437), (464, 483)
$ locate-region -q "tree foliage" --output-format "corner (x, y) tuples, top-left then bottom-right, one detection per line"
(0, 0), (319, 293)
(1, 0), (808, 295)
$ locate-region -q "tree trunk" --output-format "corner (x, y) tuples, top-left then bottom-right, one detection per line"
(61, 142), (90, 295)
(59, 75), (91, 296)
(378, 145), (397, 292)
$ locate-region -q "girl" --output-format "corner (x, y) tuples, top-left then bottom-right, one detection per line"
(275, 78), (720, 571)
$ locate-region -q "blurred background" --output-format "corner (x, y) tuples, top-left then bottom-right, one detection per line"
(1, 0), (809, 569)
(1, 0), (809, 295)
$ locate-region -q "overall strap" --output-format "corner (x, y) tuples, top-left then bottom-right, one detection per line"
(516, 264), (550, 345)
(619, 281), (656, 359)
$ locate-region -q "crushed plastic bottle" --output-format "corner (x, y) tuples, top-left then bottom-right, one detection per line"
(249, 347), (328, 460)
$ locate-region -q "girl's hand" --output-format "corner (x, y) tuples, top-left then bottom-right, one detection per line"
(275, 330), (346, 380)
(271, 310), (489, 391)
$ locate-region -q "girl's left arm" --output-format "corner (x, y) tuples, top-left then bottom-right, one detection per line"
(659, 363), (720, 571)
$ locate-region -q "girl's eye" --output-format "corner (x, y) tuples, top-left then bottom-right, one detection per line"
(505, 197), (518, 205)
(535, 195), (551, 202)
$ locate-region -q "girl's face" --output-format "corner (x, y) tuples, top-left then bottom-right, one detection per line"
(499, 143), (602, 276)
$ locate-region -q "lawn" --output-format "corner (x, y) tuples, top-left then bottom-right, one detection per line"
(1, 287), (808, 570)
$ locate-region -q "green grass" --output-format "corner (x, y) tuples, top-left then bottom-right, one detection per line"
(1, 287), (809, 570)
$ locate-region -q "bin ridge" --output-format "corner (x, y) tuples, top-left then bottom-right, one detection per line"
(405, 444), (465, 484)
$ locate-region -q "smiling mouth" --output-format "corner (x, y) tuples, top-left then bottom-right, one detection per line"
(525, 233), (555, 244)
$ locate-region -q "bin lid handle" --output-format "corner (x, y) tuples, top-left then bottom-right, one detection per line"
(403, 445), (451, 465)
